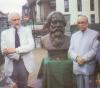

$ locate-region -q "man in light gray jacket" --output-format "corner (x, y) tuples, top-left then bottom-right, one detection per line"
(1, 12), (35, 88)
(68, 15), (98, 88)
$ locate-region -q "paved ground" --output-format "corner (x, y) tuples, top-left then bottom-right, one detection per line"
(29, 48), (47, 80)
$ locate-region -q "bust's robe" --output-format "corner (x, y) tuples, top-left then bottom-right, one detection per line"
(38, 34), (73, 88)
(41, 33), (70, 50)
(41, 33), (70, 60)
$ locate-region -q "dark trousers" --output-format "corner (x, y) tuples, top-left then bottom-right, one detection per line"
(11, 59), (29, 88)
(74, 74), (96, 88)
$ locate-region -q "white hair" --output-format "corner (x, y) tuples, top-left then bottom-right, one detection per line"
(8, 12), (21, 21)
(78, 15), (88, 22)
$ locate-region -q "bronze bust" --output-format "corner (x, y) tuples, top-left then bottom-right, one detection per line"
(41, 11), (70, 60)
(38, 12), (73, 88)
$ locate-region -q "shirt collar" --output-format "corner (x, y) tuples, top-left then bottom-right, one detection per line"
(80, 28), (89, 34)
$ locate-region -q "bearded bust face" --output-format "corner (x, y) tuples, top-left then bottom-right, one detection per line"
(48, 12), (66, 48)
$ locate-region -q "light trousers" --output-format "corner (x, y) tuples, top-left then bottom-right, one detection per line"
(74, 74), (96, 88)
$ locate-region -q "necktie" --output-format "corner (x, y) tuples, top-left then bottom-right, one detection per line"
(15, 27), (20, 48)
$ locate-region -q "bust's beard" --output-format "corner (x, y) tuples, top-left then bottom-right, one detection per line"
(50, 30), (65, 48)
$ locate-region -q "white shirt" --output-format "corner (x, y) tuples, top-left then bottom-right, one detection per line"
(69, 28), (98, 61)
(68, 28), (99, 75)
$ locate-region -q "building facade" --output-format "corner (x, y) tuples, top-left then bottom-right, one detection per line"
(36, 0), (99, 25)
(36, 0), (56, 22)
(99, 0), (100, 23)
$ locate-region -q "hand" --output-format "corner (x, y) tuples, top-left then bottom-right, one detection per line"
(76, 56), (86, 65)
(12, 83), (17, 88)
(3, 48), (16, 54)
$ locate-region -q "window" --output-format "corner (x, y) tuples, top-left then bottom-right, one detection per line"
(77, 0), (82, 11)
(91, 14), (95, 24)
(90, 0), (95, 11)
(22, 5), (30, 17)
(0, 17), (9, 30)
(64, 15), (70, 33)
(49, 0), (56, 11)
(64, 0), (69, 12)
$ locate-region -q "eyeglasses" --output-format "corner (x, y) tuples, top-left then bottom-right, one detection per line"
(12, 19), (20, 21)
